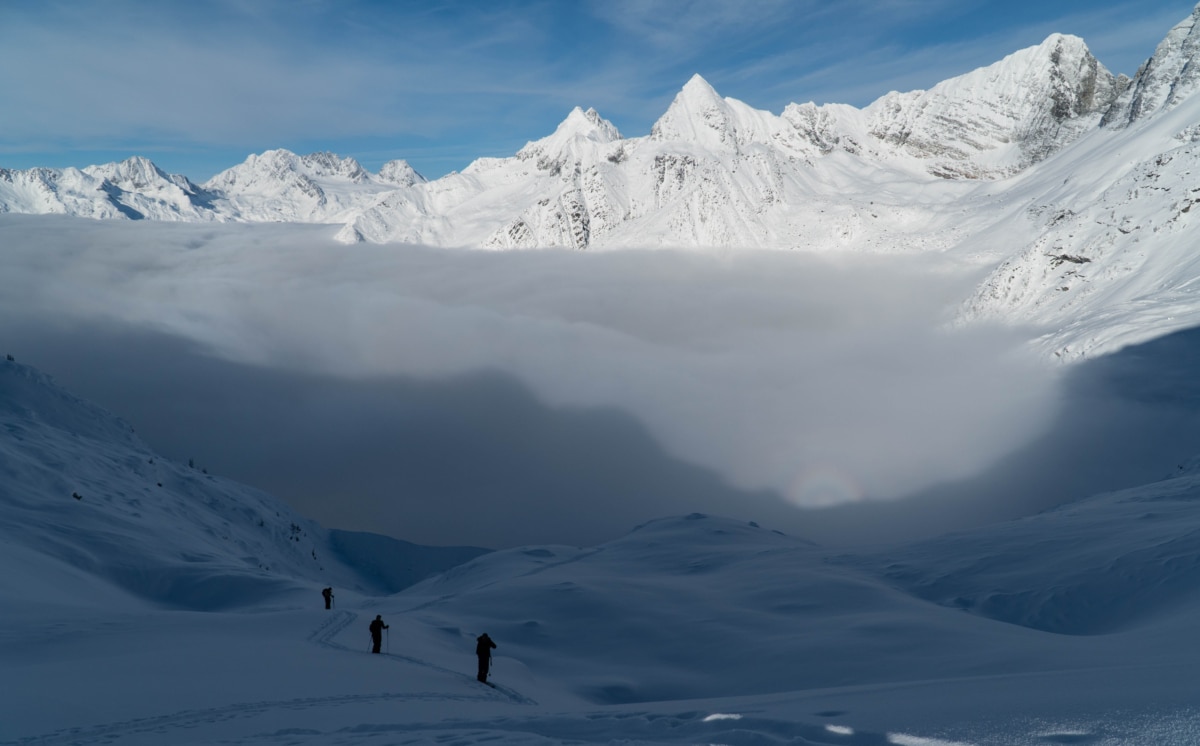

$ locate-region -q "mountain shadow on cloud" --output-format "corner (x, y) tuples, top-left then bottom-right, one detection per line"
(802, 325), (1200, 545)
(4, 324), (808, 550)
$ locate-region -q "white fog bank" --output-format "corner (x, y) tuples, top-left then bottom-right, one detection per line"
(0, 216), (1063, 544)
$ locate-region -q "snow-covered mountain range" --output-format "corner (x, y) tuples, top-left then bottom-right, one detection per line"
(5, 6), (1200, 362)
(0, 31), (1128, 246)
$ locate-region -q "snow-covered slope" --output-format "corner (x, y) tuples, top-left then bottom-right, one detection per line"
(959, 4), (1200, 360)
(863, 34), (1120, 179)
(842, 456), (1200, 636)
(0, 356), (480, 610)
(9, 357), (1200, 742)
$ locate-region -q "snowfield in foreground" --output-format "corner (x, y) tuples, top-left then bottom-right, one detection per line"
(6, 356), (1200, 744)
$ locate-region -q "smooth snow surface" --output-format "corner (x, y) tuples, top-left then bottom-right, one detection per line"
(6, 356), (1200, 744)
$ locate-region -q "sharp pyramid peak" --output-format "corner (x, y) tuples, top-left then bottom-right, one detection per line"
(670, 74), (724, 109)
(650, 73), (739, 145)
(681, 73), (719, 95)
(517, 106), (621, 162)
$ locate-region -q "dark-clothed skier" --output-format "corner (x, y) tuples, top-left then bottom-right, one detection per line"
(476, 633), (497, 682)
(369, 615), (389, 654)
(321, 587), (334, 609)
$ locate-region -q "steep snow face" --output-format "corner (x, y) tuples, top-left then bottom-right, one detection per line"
(865, 35), (1119, 178)
(958, 56), (1200, 360)
(1104, 3), (1200, 127)
(0, 357), (372, 609)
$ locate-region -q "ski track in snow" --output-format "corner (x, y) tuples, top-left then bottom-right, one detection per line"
(4, 611), (532, 746)
(309, 610), (539, 705)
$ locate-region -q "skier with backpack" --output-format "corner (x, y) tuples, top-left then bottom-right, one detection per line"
(369, 615), (389, 654)
(475, 632), (496, 682)
(321, 587), (334, 609)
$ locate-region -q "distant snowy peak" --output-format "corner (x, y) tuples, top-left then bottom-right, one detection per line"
(1104, 3), (1200, 127)
(866, 34), (1118, 177)
(205, 149), (367, 192)
(523, 106), (622, 150)
(649, 74), (777, 152)
(203, 149), (390, 223)
(83, 156), (199, 195)
(651, 74), (733, 146)
(0, 166), (111, 218)
(378, 159), (426, 187)
(0, 158), (217, 221)
(517, 106), (623, 173)
(82, 156), (217, 219)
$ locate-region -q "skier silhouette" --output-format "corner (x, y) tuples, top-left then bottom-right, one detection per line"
(321, 587), (334, 609)
(476, 633), (496, 682)
(369, 615), (389, 654)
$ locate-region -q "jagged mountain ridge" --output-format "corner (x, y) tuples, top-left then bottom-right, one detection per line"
(4, 5), (1200, 360)
(0, 27), (1137, 248)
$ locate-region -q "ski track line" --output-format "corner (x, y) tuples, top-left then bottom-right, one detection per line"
(310, 609), (537, 706)
(3, 612), (532, 746)
(306, 609), (359, 648)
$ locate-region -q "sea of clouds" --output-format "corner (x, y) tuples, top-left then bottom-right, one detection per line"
(9, 215), (1184, 548)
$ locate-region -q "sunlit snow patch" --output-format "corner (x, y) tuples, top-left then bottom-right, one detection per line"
(826, 724), (854, 735)
(702, 713), (743, 722)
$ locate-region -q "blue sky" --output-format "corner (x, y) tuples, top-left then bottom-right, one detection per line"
(0, 0), (1194, 181)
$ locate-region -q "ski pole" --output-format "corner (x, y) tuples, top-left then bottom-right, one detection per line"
(386, 627), (390, 654)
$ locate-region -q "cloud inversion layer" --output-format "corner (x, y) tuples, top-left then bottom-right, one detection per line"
(1, 216), (1061, 546)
